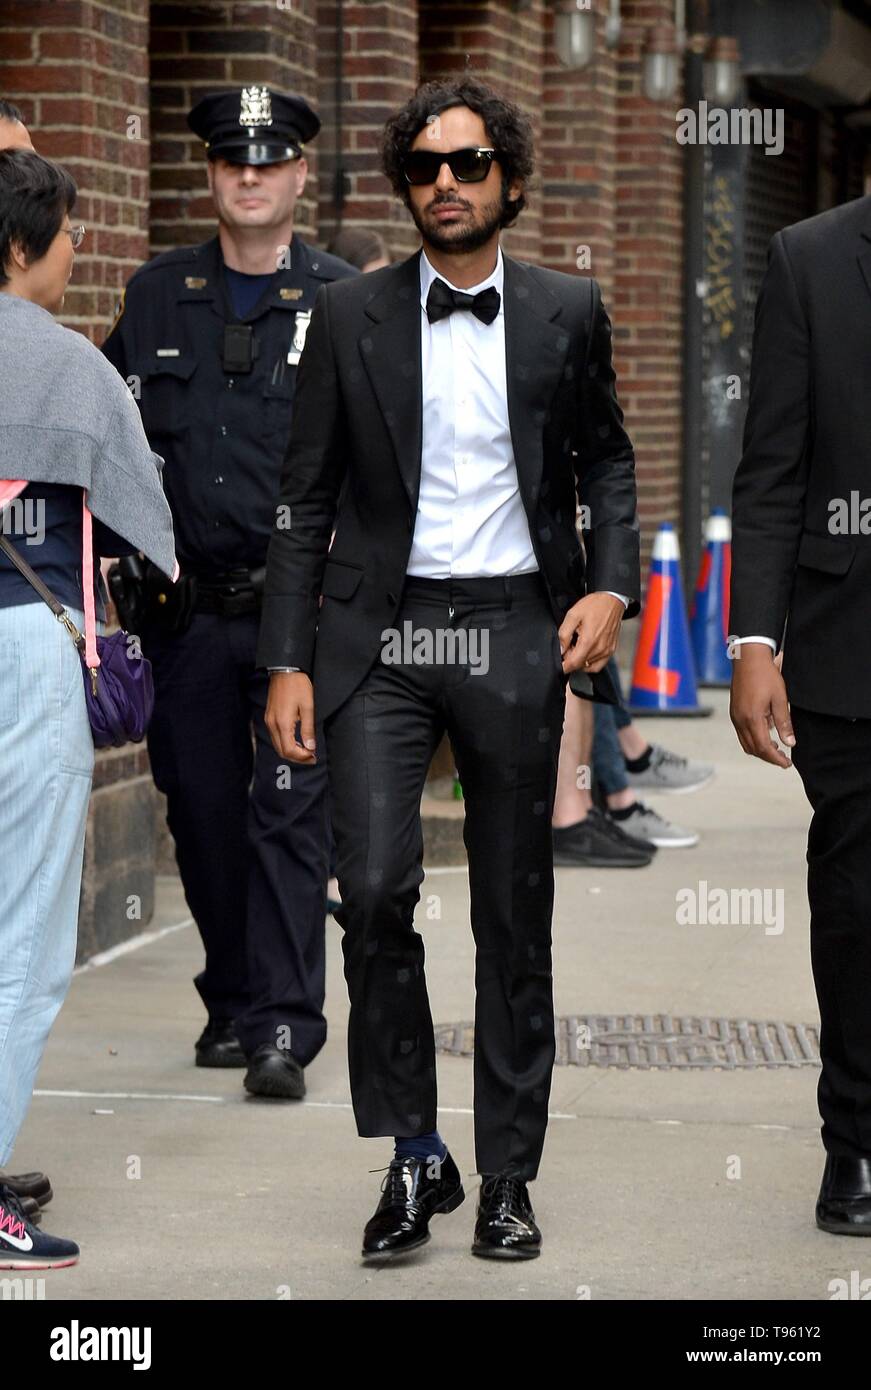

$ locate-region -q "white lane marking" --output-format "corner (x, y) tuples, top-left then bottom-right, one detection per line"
(73, 917), (194, 973)
(31, 1090), (576, 1119)
(34, 1089), (224, 1104)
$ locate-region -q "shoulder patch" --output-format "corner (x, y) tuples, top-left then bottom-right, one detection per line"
(107, 286), (126, 335)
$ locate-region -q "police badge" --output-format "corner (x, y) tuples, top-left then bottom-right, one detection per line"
(239, 86), (273, 129)
(286, 310), (312, 367)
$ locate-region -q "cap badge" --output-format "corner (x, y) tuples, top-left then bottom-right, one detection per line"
(239, 86), (273, 127)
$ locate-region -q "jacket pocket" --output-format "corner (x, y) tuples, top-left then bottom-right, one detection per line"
(796, 530), (856, 576)
(135, 356), (198, 440)
(320, 558), (364, 601)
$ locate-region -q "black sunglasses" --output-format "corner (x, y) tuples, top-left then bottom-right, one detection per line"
(402, 146), (498, 186)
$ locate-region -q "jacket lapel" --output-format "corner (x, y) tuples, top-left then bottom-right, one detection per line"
(858, 221), (871, 308)
(502, 255), (571, 507)
(358, 251), (423, 512)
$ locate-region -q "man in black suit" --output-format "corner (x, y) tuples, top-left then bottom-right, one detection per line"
(731, 194), (871, 1235)
(257, 76), (640, 1260)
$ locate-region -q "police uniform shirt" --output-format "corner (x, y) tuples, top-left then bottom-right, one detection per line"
(101, 235), (357, 578)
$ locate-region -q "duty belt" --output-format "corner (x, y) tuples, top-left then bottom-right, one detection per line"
(193, 568), (264, 617)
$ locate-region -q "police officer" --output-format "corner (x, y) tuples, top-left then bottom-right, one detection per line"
(102, 87), (356, 1098)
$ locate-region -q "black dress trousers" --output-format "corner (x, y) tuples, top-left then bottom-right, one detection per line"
(143, 610), (329, 1065)
(324, 572), (567, 1181)
(791, 704), (871, 1157)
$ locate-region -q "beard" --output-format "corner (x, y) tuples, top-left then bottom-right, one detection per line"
(410, 187), (505, 254)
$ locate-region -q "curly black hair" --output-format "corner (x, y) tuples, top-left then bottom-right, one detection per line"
(381, 76), (535, 229)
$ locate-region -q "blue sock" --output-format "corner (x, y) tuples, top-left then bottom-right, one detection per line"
(394, 1129), (447, 1163)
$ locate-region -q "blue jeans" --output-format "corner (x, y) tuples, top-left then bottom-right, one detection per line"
(0, 602), (95, 1165)
(593, 657), (630, 796)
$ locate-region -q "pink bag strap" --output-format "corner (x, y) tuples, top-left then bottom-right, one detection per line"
(82, 492), (99, 671)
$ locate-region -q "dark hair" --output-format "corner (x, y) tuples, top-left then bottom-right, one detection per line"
(327, 226), (390, 269)
(0, 99), (25, 124)
(0, 149), (77, 285)
(380, 76), (535, 229)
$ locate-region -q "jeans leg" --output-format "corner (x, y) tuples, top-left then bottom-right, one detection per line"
(0, 604), (93, 1165)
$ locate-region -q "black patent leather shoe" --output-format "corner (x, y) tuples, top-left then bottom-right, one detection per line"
(472, 1173), (542, 1259)
(362, 1150), (465, 1258)
(816, 1155), (871, 1235)
(195, 1019), (246, 1069)
(243, 1043), (305, 1099)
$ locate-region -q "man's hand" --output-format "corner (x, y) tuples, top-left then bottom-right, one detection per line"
(558, 592), (624, 674)
(265, 672), (317, 763)
(730, 643), (794, 769)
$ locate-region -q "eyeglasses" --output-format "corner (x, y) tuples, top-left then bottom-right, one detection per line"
(401, 146), (498, 186)
(63, 224), (86, 250)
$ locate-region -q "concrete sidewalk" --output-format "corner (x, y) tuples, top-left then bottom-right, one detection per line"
(12, 691), (859, 1301)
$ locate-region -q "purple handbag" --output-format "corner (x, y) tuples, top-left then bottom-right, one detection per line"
(0, 494), (154, 748)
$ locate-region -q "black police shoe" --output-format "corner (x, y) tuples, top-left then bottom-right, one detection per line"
(362, 1151), (465, 1258)
(0, 1169), (52, 1208)
(472, 1173), (542, 1259)
(816, 1154), (871, 1235)
(243, 1043), (306, 1099)
(195, 1019), (246, 1069)
(0, 1185), (78, 1270)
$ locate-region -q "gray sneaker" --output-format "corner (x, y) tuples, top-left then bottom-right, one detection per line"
(625, 743), (714, 795)
(611, 801), (699, 849)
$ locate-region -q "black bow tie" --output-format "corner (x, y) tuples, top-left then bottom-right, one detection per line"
(425, 277), (501, 326)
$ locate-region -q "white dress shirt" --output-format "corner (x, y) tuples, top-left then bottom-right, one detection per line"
(408, 247), (538, 577)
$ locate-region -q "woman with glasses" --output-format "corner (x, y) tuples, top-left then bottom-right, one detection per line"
(0, 149), (176, 1269)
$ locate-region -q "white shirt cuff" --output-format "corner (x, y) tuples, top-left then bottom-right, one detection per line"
(602, 591), (629, 609)
(730, 636), (777, 653)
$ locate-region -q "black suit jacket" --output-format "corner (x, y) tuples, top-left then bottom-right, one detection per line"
(731, 194), (871, 718)
(256, 249), (640, 724)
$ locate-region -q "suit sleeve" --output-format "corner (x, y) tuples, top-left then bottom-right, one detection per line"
(575, 279), (641, 618)
(730, 231), (811, 645)
(256, 284), (348, 673)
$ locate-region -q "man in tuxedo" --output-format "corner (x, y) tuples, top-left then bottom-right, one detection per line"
(731, 194), (871, 1235)
(258, 76), (640, 1260)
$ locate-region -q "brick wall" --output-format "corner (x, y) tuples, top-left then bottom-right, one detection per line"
(614, 1), (685, 571)
(316, 0), (419, 260)
(541, 4), (620, 303)
(0, 0), (150, 343)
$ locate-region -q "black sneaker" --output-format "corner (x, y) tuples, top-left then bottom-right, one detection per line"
(552, 807), (655, 867)
(0, 1184), (79, 1270)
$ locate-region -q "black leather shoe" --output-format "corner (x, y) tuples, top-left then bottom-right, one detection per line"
(243, 1043), (305, 1099)
(472, 1173), (542, 1259)
(195, 1020), (246, 1069)
(362, 1150), (465, 1258)
(816, 1155), (871, 1235)
(0, 1170), (52, 1208)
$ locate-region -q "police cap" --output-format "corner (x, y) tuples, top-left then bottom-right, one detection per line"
(187, 87), (320, 165)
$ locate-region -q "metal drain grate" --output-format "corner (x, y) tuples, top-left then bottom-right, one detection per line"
(434, 1014), (821, 1070)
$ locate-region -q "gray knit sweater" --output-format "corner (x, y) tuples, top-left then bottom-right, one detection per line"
(0, 292), (176, 576)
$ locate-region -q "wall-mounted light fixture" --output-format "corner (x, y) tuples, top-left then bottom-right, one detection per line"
(702, 35), (741, 105)
(642, 1), (740, 106)
(553, 0), (622, 72)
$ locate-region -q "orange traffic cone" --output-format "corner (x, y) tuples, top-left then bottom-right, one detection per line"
(628, 524), (711, 716)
